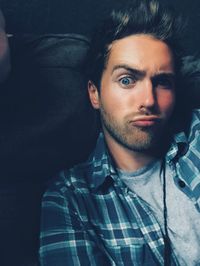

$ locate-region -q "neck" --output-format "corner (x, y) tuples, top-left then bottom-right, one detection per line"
(103, 130), (156, 172)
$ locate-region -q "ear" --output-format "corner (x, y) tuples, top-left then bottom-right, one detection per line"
(88, 80), (100, 109)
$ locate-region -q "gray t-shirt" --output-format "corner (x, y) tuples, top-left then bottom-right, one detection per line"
(118, 160), (200, 265)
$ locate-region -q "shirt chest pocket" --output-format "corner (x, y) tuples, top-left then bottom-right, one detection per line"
(92, 221), (157, 265)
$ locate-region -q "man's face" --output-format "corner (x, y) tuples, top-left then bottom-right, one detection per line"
(88, 34), (175, 152)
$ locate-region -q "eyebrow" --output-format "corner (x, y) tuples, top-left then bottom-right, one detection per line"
(112, 64), (146, 78)
(152, 73), (176, 84)
(112, 64), (175, 80)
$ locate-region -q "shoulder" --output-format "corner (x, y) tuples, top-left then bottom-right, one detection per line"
(43, 159), (94, 199)
(188, 109), (200, 139)
(42, 132), (107, 202)
(190, 109), (200, 122)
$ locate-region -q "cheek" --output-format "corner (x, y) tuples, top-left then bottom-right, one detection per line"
(157, 90), (175, 116)
(100, 94), (123, 116)
(100, 85), (126, 112)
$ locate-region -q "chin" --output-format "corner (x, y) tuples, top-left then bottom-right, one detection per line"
(124, 138), (156, 152)
(122, 124), (167, 151)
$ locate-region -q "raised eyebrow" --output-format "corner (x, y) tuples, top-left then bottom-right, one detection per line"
(112, 64), (146, 78)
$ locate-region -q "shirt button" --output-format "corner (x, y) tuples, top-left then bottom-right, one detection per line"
(178, 179), (186, 188)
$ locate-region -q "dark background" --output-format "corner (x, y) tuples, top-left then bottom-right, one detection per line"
(0, 0), (200, 55)
(0, 0), (199, 265)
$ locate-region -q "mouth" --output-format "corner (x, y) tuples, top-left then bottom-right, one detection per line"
(130, 116), (161, 127)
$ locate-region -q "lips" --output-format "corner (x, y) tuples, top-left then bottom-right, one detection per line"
(130, 116), (161, 127)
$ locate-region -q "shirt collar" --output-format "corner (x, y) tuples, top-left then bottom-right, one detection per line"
(88, 130), (189, 190)
(86, 132), (116, 191)
(167, 131), (188, 162)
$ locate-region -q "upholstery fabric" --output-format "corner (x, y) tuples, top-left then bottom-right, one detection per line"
(0, 33), (98, 182)
(0, 34), (98, 265)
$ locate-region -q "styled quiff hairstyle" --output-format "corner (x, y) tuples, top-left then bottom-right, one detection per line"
(87, 0), (184, 89)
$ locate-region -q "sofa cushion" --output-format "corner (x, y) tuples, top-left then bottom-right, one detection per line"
(0, 34), (98, 182)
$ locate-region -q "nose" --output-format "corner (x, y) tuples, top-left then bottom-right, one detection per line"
(141, 79), (156, 108)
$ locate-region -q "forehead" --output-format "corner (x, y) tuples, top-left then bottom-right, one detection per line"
(106, 34), (174, 74)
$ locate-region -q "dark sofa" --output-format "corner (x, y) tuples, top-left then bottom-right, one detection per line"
(0, 34), (98, 266)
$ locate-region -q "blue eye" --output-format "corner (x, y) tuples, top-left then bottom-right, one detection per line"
(120, 77), (133, 86)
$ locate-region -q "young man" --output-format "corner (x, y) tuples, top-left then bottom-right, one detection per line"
(40, 0), (200, 265)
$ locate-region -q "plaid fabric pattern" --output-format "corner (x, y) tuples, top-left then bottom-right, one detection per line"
(40, 109), (200, 266)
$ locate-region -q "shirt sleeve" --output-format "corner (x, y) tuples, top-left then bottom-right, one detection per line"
(39, 181), (109, 266)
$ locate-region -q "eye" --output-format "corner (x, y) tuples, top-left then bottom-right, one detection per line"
(153, 76), (175, 90)
(158, 78), (172, 87)
(119, 76), (136, 87)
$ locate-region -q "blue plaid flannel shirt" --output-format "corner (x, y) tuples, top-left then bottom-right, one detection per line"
(40, 109), (200, 266)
